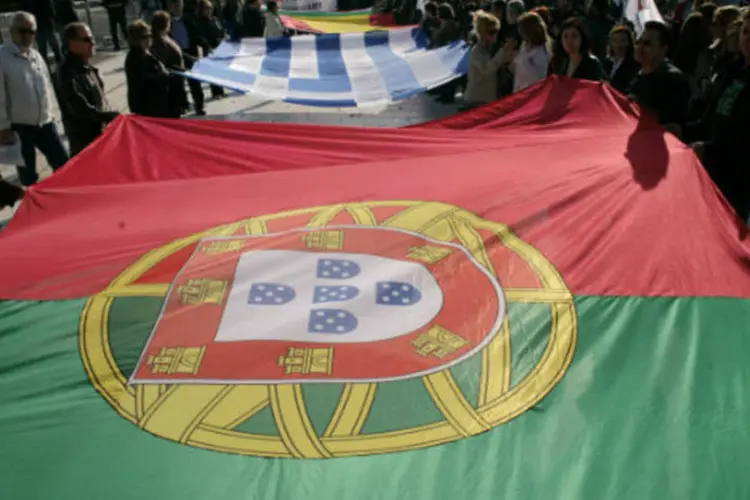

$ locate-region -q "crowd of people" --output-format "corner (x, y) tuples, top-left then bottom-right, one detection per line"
(0, 0), (749, 221)
(421, 0), (749, 220)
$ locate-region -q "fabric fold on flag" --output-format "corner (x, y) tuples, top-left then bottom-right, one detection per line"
(185, 28), (469, 106)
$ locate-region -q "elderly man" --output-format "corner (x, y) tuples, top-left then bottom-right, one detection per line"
(57, 22), (120, 156)
(0, 12), (69, 186)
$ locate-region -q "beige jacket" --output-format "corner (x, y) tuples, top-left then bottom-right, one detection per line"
(0, 43), (58, 130)
(463, 43), (504, 106)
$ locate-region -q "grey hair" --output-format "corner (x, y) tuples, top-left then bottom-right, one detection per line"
(11, 11), (37, 29)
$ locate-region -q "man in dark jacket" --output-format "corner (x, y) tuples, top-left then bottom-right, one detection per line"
(57, 23), (120, 156)
(241, 0), (265, 38)
(628, 21), (691, 133)
(23, 0), (63, 66)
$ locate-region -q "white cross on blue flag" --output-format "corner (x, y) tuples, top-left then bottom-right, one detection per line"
(185, 28), (469, 107)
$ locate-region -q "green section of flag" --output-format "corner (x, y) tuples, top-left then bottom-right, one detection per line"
(2, 296), (750, 499)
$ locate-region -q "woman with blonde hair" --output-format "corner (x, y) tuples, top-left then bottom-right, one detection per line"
(511, 11), (552, 92)
(463, 10), (505, 107)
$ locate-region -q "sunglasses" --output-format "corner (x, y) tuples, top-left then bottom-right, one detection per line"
(17, 28), (36, 35)
(75, 36), (95, 44)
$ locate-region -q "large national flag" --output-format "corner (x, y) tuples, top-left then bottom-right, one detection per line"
(2, 77), (750, 499)
(186, 28), (468, 106)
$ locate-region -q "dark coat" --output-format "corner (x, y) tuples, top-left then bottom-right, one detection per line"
(194, 15), (225, 50)
(432, 19), (460, 48)
(56, 55), (119, 156)
(242, 5), (265, 38)
(151, 35), (188, 117)
(552, 54), (604, 82)
(55, 0), (80, 25)
(603, 55), (640, 94)
(627, 61), (691, 126)
(125, 47), (171, 118)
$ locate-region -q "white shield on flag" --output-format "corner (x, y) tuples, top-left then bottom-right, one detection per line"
(215, 250), (444, 344)
(129, 225), (505, 384)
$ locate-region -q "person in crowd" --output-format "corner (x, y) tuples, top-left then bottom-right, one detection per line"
(56, 0), (80, 39)
(697, 1), (717, 31)
(490, 0), (506, 32)
(585, 0), (613, 60)
(627, 20), (691, 134)
(265, 1), (286, 37)
(0, 181), (24, 210)
(431, 3), (462, 102)
(464, 10), (505, 107)
(512, 11), (552, 92)
(168, 0), (206, 115)
(432, 3), (461, 47)
(242, 0), (266, 38)
(692, 8), (750, 221)
(551, 16), (603, 81)
(57, 22), (120, 156)
(23, 0), (63, 67)
(549, 0), (582, 37)
(420, 2), (440, 41)
(125, 20), (171, 117)
(603, 24), (639, 94)
(709, 6), (743, 78)
(195, 0), (226, 98)
(141, 0), (167, 22)
(395, 0), (420, 25)
(530, 6), (552, 29)
(500, 0), (524, 43)
(151, 10), (188, 117)
(674, 12), (713, 113)
(459, 2), (479, 41)
(222, 0), (243, 39)
(103, 0), (129, 51)
(497, 32), (521, 96)
(0, 12), (68, 186)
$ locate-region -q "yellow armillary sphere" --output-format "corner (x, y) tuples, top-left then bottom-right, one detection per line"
(80, 201), (577, 458)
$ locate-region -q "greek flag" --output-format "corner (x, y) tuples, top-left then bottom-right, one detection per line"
(185, 28), (469, 107)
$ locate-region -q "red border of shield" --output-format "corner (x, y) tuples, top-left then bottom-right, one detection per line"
(130, 226), (504, 384)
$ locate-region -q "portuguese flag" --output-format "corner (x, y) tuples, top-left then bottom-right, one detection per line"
(2, 78), (750, 499)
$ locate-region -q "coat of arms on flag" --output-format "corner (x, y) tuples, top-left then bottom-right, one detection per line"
(130, 226), (506, 384)
(81, 201), (577, 458)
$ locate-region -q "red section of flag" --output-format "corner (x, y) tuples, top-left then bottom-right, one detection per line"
(0, 78), (748, 300)
(131, 228), (500, 383)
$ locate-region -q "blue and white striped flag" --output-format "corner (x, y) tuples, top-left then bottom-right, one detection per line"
(185, 28), (469, 107)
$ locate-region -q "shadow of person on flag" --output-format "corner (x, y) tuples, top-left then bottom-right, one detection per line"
(625, 113), (669, 190)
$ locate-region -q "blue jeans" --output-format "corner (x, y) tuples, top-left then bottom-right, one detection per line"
(11, 122), (69, 186)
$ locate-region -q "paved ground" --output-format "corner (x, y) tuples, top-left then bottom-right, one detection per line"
(0, 49), (460, 221)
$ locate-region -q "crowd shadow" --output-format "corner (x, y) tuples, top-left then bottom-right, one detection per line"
(624, 116), (669, 190)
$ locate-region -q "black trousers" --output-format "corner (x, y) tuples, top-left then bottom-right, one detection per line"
(107, 7), (128, 50)
(184, 55), (205, 113)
